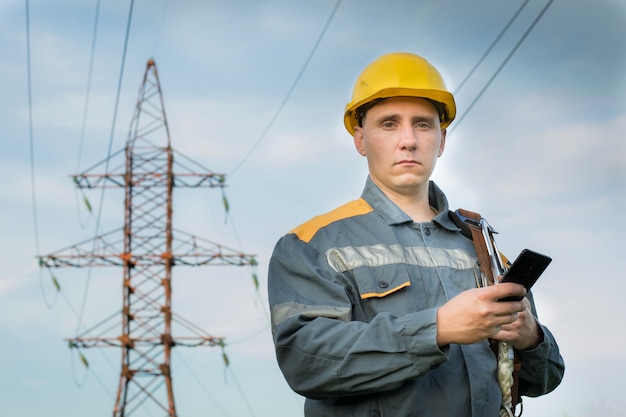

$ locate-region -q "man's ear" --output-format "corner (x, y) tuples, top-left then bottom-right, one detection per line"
(353, 126), (367, 156)
(438, 129), (447, 157)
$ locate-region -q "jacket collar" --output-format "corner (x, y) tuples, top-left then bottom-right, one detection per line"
(360, 176), (459, 232)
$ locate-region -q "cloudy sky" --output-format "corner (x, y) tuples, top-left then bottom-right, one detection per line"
(1, 0), (625, 416)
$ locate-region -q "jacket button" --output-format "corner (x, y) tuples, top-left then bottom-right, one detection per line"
(425, 228), (431, 236)
(379, 280), (389, 289)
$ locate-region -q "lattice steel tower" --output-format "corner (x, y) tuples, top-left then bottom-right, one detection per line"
(38, 60), (256, 416)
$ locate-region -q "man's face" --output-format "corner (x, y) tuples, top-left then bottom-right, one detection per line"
(353, 96), (446, 199)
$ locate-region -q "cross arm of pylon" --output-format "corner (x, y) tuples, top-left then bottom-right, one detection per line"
(71, 147), (127, 189)
(37, 228), (126, 268)
(73, 171), (225, 189)
(170, 149), (227, 188)
(170, 228), (257, 267)
(69, 146), (229, 189)
(37, 227), (257, 269)
(72, 172), (126, 189)
(171, 173), (225, 188)
(67, 335), (223, 349)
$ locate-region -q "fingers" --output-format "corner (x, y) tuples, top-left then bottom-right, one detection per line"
(493, 301), (525, 318)
(495, 304), (539, 347)
(496, 312), (520, 328)
(490, 308), (522, 340)
(482, 282), (526, 305)
(502, 311), (520, 326)
(491, 311), (521, 335)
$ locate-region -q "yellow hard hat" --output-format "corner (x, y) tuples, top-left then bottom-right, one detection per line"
(343, 52), (456, 135)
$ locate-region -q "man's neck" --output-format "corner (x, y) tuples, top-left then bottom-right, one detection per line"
(378, 181), (435, 223)
(400, 199), (437, 223)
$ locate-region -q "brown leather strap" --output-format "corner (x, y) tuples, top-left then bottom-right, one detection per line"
(456, 209), (494, 285)
(512, 360), (522, 409)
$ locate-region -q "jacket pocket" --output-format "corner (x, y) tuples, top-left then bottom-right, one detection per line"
(354, 264), (411, 299)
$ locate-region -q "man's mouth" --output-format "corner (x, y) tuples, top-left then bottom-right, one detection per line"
(396, 159), (419, 166)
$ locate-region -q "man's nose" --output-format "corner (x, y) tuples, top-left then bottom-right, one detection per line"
(399, 124), (418, 150)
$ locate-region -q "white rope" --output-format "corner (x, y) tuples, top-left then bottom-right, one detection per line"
(497, 341), (515, 417)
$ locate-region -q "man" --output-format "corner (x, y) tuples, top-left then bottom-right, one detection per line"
(268, 52), (564, 416)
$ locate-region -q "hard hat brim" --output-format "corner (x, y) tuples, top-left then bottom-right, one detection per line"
(343, 87), (456, 136)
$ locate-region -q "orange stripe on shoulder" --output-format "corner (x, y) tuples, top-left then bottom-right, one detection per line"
(290, 198), (373, 243)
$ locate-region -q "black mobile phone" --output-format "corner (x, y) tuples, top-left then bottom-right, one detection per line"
(499, 249), (552, 302)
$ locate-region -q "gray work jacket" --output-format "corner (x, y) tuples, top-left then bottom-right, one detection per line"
(268, 178), (564, 416)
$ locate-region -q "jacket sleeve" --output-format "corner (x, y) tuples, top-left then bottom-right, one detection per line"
(268, 233), (449, 399)
(516, 291), (565, 397)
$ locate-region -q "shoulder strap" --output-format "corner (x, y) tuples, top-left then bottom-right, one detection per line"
(448, 209), (494, 285)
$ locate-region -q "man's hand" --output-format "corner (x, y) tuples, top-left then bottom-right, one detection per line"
(436, 283), (527, 347)
(493, 297), (542, 350)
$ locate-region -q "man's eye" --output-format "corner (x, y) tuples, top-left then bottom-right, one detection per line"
(416, 122), (431, 129)
(382, 121), (395, 128)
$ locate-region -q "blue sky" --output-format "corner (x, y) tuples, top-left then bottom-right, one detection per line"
(1, 1), (625, 416)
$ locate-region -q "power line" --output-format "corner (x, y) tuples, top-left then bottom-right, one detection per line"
(74, 0), (102, 229)
(69, 347), (115, 397)
(152, 0), (170, 57)
(453, 0), (530, 95)
(76, 0), (101, 175)
(228, 0), (343, 176)
(450, 0), (555, 134)
(25, 0), (59, 310)
(25, 0), (39, 257)
(226, 365), (258, 417)
(175, 351), (233, 417)
(73, 0), (136, 338)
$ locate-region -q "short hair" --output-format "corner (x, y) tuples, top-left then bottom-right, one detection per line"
(356, 98), (447, 128)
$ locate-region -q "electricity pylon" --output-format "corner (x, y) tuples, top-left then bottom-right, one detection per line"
(38, 59), (257, 417)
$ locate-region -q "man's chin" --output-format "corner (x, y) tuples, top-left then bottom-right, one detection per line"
(393, 178), (429, 194)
